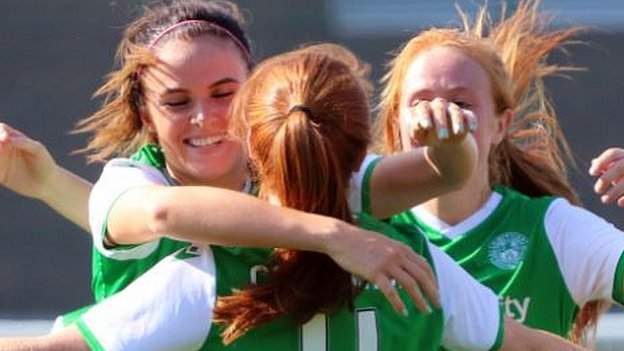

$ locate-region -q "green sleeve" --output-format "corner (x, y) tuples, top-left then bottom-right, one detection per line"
(612, 251), (624, 304)
(360, 156), (383, 215)
(75, 319), (106, 351)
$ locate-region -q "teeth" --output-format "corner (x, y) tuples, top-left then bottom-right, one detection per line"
(187, 135), (225, 147)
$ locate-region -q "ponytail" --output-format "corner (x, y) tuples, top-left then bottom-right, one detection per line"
(215, 48), (371, 343)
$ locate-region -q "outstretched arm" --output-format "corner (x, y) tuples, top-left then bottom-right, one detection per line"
(367, 99), (478, 218)
(107, 185), (439, 314)
(0, 123), (91, 231)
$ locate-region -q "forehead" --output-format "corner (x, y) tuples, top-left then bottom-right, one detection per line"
(144, 35), (248, 90)
(402, 46), (490, 95)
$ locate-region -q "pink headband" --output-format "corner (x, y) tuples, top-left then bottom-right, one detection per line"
(147, 19), (250, 61)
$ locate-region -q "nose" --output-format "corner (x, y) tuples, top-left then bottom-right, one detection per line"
(190, 113), (204, 127)
(190, 100), (229, 128)
(189, 103), (207, 127)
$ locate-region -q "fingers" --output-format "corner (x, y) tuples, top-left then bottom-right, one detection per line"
(376, 276), (407, 316)
(589, 148), (624, 177)
(462, 109), (478, 133)
(0, 123), (25, 140)
(599, 179), (624, 205)
(410, 102), (435, 144)
(408, 99), (476, 147)
(402, 255), (440, 307)
(373, 243), (439, 315)
(590, 148), (624, 205)
(594, 158), (624, 193)
(430, 99), (449, 140)
(387, 267), (430, 314)
(7, 134), (44, 154)
(448, 104), (465, 135)
(0, 123), (41, 155)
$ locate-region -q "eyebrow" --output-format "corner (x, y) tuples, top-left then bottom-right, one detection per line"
(209, 77), (241, 88)
(407, 86), (473, 99)
(162, 77), (241, 95)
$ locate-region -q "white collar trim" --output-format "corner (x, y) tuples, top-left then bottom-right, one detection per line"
(411, 191), (503, 240)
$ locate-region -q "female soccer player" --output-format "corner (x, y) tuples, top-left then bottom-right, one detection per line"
(0, 0), (478, 317)
(0, 44), (586, 351)
(372, 0), (624, 343)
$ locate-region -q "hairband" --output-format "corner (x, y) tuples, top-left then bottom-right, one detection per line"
(148, 19), (250, 61)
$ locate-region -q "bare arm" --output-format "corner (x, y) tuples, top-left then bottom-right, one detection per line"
(500, 318), (587, 351)
(37, 165), (91, 232)
(0, 123), (91, 231)
(0, 326), (89, 351)
(107, 185), (440, 314)
(368, 101), (478, 219)
(369, 135), (477, 218)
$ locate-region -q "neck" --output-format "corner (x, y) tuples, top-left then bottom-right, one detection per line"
(420, 171), (492, 226)
(167, 162), (250, 192)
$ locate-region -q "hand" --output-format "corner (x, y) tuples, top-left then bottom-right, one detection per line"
(589, 147), (624, 206)
(326, 222), (439, 315)
(0, 123), (58, 200)
(405, 98), (478, 147)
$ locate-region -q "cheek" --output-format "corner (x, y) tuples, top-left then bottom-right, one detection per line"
(214, 100), (233, 122)
(397, 109), (413, 150)
(150, 117), (188, 147)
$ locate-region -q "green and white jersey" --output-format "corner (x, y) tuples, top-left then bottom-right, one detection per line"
(87, 146), (369, 302)
(362, 150), (624, 338)
(88, 144), (191, 301)
(75, 213), (503, 351)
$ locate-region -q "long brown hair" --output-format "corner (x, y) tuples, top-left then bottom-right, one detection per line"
(74, 0), (252, 162)
(377, 0), (603, 343)
(214, 46), (371, 344)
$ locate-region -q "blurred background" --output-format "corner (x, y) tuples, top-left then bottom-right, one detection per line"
(0, 0), (623, 346)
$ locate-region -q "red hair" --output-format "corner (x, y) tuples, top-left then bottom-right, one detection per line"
(376, 0), (603, 344)
(214, 46), (371, 343)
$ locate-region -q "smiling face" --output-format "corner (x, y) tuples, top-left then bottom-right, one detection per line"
(399, 45), (510, 190)
(141, 34), (248, 187)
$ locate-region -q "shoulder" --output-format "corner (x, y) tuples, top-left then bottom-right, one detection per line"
(544, 197), (612, 228)
(92, 158), (170, 193)
(349, 153), (383, 214)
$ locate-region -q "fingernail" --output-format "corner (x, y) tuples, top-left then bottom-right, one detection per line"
(469, 119), (478, 132)
(403, 308), (409, 317)
(452, 123), (464, 135)
(437, 128), (449, 140)
(420, 118), (432, 129)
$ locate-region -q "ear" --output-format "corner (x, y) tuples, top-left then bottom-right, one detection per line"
(139, 108), (155, 134)
(492, 108), (513, 144)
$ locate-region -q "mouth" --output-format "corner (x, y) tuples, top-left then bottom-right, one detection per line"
(184, 134), (228, 148)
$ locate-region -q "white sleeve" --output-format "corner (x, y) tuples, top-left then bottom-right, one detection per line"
(545, 198), (624, 305)
(431, 243), (503, 351)
(76, 246), (216, 351)
(89, 159), (170, 260)
(348, 153), (382, 214)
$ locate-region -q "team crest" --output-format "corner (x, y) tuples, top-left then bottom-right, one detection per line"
(487, 232), (528, 270)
